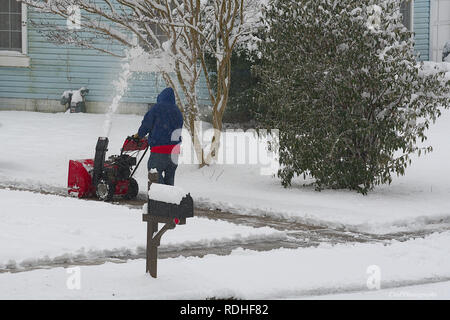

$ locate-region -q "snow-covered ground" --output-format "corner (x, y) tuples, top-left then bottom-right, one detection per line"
(0, 189), (285, 270)
(309, 281), (450, 300)
(0, 109), (450, 233)
(1, 107), (450, 300)
(1, 230), (449, 299)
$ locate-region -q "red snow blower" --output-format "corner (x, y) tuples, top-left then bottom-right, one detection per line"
(68, 136), (149, 201)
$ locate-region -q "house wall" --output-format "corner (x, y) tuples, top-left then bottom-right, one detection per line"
(0, 6), (210, 114)
(2, 2), (443, 114)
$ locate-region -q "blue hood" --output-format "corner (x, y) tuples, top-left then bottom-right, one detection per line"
(157, 87), (176, 105)
(137, 87), (183, 148)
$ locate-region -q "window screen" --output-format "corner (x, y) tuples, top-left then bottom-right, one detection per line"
(141, 23), (169, 50)
(0, 0), (22, 51)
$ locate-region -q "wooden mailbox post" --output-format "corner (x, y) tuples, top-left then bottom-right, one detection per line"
(143, 185), (194, 278)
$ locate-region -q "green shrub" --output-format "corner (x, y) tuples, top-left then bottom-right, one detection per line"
(256, 0), (450, 194)
(206, 51), (261, 125)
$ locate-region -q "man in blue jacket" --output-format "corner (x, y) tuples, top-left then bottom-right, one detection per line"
(134, 87), (183, 186)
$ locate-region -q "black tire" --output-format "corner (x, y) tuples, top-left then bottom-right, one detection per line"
(96, 178), (115, 201)
(124, 178), (139, 200)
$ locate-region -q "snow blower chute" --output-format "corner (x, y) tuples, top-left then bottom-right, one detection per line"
(68, 136), (149, 201)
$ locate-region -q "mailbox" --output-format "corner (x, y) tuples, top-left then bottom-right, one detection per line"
(148, 194), (194, 220)
(143, 183), (194, 277)
(147, 183), (194, 220)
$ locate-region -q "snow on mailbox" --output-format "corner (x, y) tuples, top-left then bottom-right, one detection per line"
(143, 183), (194, 278)
(147, 183), (194, 221)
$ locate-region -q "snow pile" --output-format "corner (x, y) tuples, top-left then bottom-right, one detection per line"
(148, 183), (188, 205)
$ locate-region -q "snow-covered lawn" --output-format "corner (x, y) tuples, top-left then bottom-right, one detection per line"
(0, 189), (285, 270)
(1, 110), (450, 233)
(1, 110), (450, 300)
(1, 186), (449, 299)
(1, 230), (449, 299)
(309, 281), (450, 300)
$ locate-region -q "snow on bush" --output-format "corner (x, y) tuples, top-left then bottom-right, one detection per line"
(256, 0), (450, 194)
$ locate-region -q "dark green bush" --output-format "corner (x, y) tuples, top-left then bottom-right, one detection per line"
(256, 0), (450, 194)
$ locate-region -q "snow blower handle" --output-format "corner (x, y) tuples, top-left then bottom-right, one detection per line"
(130, 134), (140, 142)
(123, 135), (141, 148)
(121, 135), (149, 154)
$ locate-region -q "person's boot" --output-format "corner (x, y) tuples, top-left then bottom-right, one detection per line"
(148, 170), (159, 191)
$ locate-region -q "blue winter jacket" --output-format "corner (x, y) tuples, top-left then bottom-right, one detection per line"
(138, 87), (183, 148)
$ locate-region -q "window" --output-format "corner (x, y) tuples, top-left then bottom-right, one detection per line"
(149, 23), (168, 46)
(137, 23), (169, 51)
(0, 0), (29, 67)
(0, 0), (22, 51)
(401, 1), (413, 31)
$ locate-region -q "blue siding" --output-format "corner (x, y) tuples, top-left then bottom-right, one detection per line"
(414, 0), (430, 61)
(2, 1), (432, 105)
(0, 7), (210, 106)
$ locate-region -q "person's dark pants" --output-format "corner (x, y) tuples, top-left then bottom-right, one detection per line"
(147, 153), (178, 186)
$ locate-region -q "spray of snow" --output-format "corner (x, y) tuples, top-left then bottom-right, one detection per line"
(102, 48), (146, 137)
(102, 45), (175, 137)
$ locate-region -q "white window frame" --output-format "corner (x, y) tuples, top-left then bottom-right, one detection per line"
(0, 3), (30, 67)
(430, 0), (450, 62)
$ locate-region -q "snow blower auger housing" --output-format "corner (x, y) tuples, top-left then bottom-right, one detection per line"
(68, 136), (149, 201)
